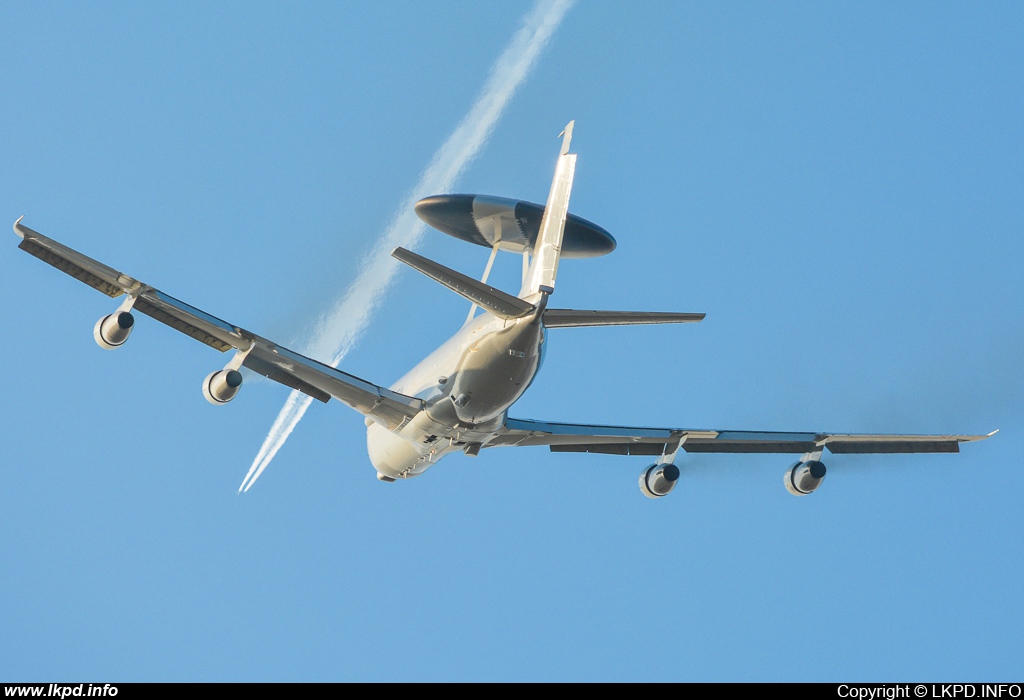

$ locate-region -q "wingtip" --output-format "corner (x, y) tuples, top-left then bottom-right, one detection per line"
(964, 429), (1000, 443)
(392, 246), (416, 263)
(13, 215), (25, 238)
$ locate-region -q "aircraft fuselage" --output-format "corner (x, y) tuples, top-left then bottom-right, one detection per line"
(366, 311), (545, 479)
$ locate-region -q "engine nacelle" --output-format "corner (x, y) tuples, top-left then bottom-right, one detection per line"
(93, 312), (135, 350)
(203, 369), (243, 405)
(785, 460), (827, 496)
(639, 463), (680, 499)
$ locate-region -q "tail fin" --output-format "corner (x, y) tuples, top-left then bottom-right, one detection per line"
(519, 121), (577, 301)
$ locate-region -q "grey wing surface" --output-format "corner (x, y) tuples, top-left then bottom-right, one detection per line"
(542, 309), (706, 328)
(14, 218), (421, 429)
(489, 417), (994, 455)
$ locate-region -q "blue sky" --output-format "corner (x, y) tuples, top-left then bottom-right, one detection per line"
(1, 1), (1021, 681)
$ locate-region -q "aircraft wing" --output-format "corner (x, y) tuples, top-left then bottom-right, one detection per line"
(14, 218), (422, 429)
(489, 417), (995, 456)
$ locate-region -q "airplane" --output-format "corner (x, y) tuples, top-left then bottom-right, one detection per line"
(12, 121), (995, 498)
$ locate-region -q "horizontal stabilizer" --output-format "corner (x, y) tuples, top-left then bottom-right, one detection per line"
(392, 247), (534, 320)
(543, 309), (705, 328)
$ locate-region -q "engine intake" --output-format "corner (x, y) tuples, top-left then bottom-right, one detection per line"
(785, 460), (826, 496)
(639, 463), (680, 499)
(203, 369), (243, 405)
(93, 312), (135, 349)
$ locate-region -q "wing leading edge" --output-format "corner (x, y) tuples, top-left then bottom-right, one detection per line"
(14, 218), (422, 430)
(490, 417), (995, 456)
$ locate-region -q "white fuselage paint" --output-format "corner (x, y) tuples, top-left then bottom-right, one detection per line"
(367, 311), (545, 479)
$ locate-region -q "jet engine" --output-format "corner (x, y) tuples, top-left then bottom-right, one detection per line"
(203, 369), (243, 405)
(93, 312), (135, 350)
(639, 463), (680, 499)
(784, 460), (827, 496)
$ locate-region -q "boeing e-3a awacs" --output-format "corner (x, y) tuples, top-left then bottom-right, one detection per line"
(13, 122), (994, 498)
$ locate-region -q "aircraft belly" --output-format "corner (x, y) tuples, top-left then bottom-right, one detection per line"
(451, 321), (541, 423)
(367, 422), (418, 476)
(367, 410), (501, 479)
(389, 314), (488, 398)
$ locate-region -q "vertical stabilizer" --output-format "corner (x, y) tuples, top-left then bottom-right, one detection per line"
(519, 121), (577, 300)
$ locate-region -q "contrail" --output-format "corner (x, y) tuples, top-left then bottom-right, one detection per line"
(239, 0), (575, 492)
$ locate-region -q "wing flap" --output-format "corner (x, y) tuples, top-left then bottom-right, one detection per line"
(133, 296), (236, 352)
(17, 230), (128, 298)
(683, 439), (820, 453)
(491, 418), (992, 457)
(131, 288), (251, 352)
(682, 431), (820, 454)
(824, 437), (961, 454)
